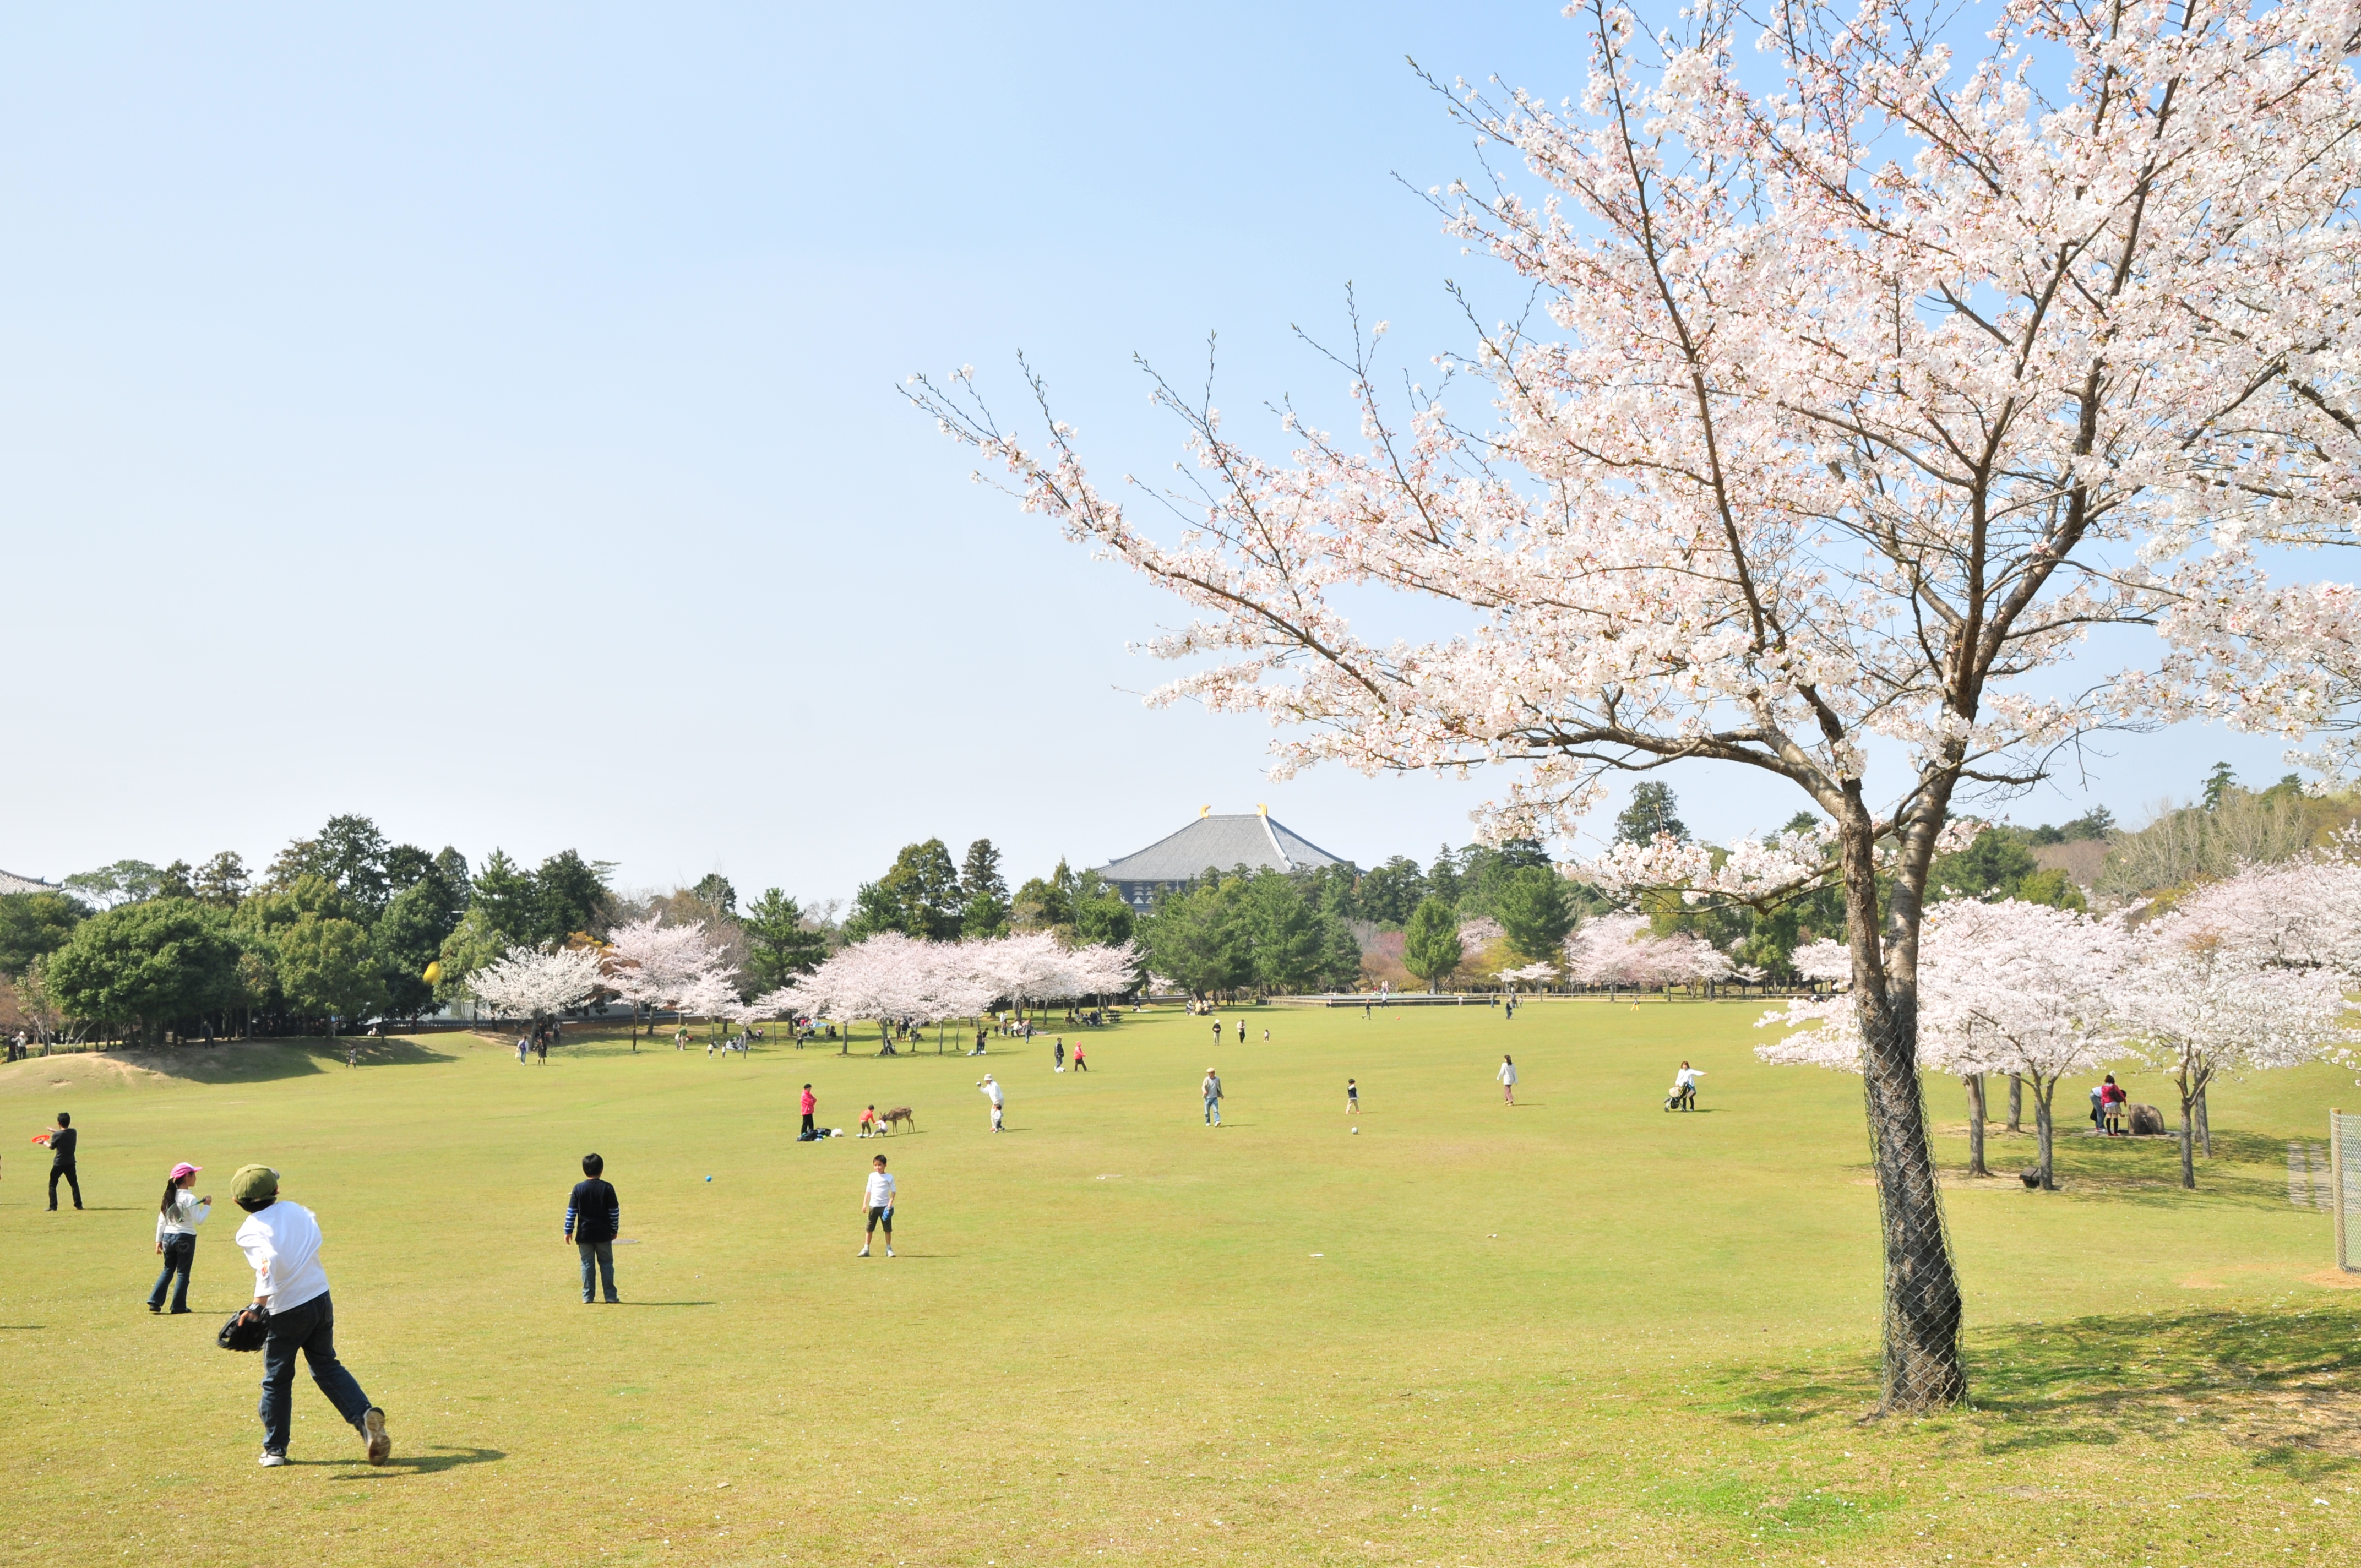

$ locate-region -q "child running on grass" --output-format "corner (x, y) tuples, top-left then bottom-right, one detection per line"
(1346, 1078), (1358, 1114)
(858, 1156), (895, 1257)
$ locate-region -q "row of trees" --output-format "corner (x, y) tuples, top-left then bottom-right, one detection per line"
(0, 816), (785, 1046)
(1762, 848), (2361, 1191)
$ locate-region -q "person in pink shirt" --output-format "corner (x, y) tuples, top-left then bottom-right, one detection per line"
(800, 1084), (817, 1138)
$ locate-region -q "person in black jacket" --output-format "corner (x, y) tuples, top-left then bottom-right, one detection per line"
(564, 1153), (621, 1304)
(46, 1112), (80, 1211)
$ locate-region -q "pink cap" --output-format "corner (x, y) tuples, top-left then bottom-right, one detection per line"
(170, 1162), (201, 1180)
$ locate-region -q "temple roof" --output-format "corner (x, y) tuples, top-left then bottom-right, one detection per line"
(1100, 812), (1346, 883)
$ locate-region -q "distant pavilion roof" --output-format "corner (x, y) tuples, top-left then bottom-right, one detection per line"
(1100, 810), (1347, 886)
(0, 869), (59, 897)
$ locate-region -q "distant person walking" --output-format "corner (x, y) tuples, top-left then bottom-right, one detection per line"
(1053, 1038), (1066, 1072)
(1070, 1043), (1087, 1073)
(564, 1153), (621, 1304)
(45, 1112), (80, 1211)
(516, 1035), (530, 1065)
(1202, 1069), (1223, 1126)
(801, 1084), (817, 1138)
(977, 1074), (1005, 1131)
(149, 1162), (209, 1314)
(1237, 1020), (1245, 1043)
(1498, 1055), (1518, 1107)
(858, 1154), (896, 1257)
(1346, 1078), (1359, 1114)
(227, 1164), (389, 1468)
(536, 1033), (548, 1066)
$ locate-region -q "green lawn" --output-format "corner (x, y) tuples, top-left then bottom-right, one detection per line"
(4, 999), (2355, 1566)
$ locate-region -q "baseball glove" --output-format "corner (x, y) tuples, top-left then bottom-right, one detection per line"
(217, 1305), (270, 1352)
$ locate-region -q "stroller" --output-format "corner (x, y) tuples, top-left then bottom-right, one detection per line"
(1663, 1077), (1700, 1112)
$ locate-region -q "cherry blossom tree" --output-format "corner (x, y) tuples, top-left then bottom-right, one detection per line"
(1565, 913), (1734, 995)
(2114, 899), (2359, 1189)
(467, 943), (606, 1030)
(915, 0), (2361, 1408)
(1497, 960), (1560, 993)
(1761, 900), (2132, 1189)
(761, 933), (1141, 1055)
(603, 916), (735, 1050)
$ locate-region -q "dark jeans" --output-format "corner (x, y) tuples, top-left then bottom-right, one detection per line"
(258, 1291), (373, 1455)
(801, 1113), (815, 1135)
(49, 1164), (81, 1210)
(578, 1239), (618, 1302)
(149, 1233), (197, 1311)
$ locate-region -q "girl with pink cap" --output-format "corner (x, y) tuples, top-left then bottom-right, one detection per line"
(149, 1162), (210, 1314)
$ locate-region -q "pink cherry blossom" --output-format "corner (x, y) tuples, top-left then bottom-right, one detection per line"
(916, 0), (2361, 1410)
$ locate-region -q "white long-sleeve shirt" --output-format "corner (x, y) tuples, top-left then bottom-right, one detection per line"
(156, 1190), (210, 1244)
(978, 1080), (1003, 1107)
(1675, 1067), (1704, 1090)
(233, 1200), (333, 1312)
(1498, 1063), (1517, 1085)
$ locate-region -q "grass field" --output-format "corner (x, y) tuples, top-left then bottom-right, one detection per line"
(4, 998), (2356, 1566)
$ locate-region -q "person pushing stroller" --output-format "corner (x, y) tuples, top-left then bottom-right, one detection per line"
(1664, 1061), (1704, 1112)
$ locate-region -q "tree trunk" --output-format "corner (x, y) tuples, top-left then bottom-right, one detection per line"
(2033, 1075), (2057, 1191)
(2177, 1069), (2200, 1190)
(2006, 1074), (2022, 1133)
(2195, 1086), (2211, 1158)
(1840, 822), (1965, 1412)
(1963, 1075), (1987, 1177)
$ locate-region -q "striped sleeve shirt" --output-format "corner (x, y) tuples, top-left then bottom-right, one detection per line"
(564, 1179), (620, 1243)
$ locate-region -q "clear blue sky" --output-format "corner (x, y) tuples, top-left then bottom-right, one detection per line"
(1, 4), (2297, 901)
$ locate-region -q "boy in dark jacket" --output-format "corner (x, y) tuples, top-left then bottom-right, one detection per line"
(564, 1153), (622, 1304)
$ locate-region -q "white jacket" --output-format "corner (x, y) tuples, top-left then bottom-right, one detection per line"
(234, 1200), (332, 1312)
(156, 1190), (210, 1244)
(1498, 1063), (1517, 1085)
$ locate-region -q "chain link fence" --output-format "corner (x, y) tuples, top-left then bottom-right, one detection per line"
(2332, 1111), (2361, 1273)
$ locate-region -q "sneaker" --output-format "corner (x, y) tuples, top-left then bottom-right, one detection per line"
(168, 1307), (191, 1315)
(362, 1407), (390, 1466)
(857, 1246), (869, 1257)
(885, 1246), (896, 1257)
(148, 1304), (161, 1314)
(258, 1451), (287, 1468)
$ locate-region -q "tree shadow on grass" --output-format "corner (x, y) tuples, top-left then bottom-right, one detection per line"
(1716, 1305), (2361, 1481)
(95, 1037), (461, 1085)
(1928, 1126), (2297, 1210)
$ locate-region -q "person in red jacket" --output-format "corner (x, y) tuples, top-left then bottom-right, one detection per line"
(800, 1084), (817, 1138)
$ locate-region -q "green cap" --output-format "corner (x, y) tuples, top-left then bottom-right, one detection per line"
(230, 1164), (279, 1206)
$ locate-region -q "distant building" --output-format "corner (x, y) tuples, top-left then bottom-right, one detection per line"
(0, 868), (60, 897)
(1100, 806), (1347, 910)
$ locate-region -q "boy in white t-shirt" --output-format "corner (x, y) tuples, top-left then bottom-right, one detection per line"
(858, 1156), (896, 1257)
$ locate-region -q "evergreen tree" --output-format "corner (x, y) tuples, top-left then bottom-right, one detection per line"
(744, 889), (831, 990)
(1614, 783), (1688, 845)
(1494, 865), (1576, 963)
(1402, 896), (1465, 992)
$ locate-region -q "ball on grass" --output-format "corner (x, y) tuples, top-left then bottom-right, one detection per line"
(1351, 1126), (1358, 1134)
(705, 1175), (712, 1183)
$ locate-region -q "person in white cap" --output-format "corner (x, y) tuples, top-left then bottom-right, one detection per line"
(976, 1075), (1004, 1131)
(148, 1162), (209, 1314)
